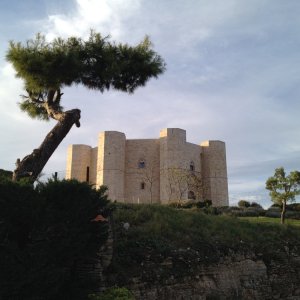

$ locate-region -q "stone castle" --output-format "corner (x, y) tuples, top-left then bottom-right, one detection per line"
(66, 128), (229, 206)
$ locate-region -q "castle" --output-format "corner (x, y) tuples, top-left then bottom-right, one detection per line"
(66, 128), (229, 206)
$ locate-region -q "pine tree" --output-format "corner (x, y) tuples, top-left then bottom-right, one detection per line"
(6, 31), (165, 182)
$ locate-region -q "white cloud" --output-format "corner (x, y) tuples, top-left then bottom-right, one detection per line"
(45, 0), (141, 40)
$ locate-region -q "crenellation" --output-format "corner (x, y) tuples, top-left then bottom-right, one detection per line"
(66, 128), (229, 206)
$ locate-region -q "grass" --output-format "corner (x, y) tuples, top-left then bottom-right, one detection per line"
(107, 204), (300, 284)
(239, 216), (300, 226)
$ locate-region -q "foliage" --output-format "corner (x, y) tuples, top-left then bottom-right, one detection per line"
(0, 179), (110, 300)
(250, 201), (263, 208)
(197, 199), (212, 208)
(88, 287), (135, 300)
(109, 204), (300, 283)
(288, 203), (300, 211)
(238, 200), (250, 208)
(266, 167), (300, 224)
(0, 168), (13, 182)
(6, 31), (165, 120)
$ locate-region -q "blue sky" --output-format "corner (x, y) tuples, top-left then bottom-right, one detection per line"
(1, 0), (300, 207)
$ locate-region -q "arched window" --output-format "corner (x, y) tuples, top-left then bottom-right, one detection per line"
(190, 161), (195, 172)
(188, 191), (196, 200)
(138, 159), (146, 168)
(140, 182), (145, 190)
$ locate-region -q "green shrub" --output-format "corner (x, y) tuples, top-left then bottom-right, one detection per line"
(250, 202), (263, 209)
(287, 203), (300, 211)
(89, 287), (135, 300)
(0, 168), (13, 182)
(238, 200), (251, 208)
(265, 210), (281, 218)
(196, 199), (212, 208)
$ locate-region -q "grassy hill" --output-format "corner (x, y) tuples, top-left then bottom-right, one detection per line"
(107, 204), (300, 284)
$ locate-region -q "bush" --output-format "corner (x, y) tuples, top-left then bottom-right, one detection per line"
(0, 179), (110, 300)
(89, 287), (135, 300)
(238, 200), (251, 208)
(250, 202), (263, 209)
(0, 168), (13, 183)
(287, 203), (300, 211)
(231, 210), (259, 217)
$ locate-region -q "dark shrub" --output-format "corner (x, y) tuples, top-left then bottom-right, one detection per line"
(250, 202), (263, 208)
(196, 199), (212, 208)
(89, 287), (135, 300)
(287, 203), (300, 211)
(0, 179), (110, 300)
(238, 200), (251, 208)
(0, 168), (13, 182)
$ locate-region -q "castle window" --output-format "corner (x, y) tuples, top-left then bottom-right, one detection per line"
(188, 191), (196, 200)
(138, 159), (146, 168)
(190, 161), (195, 172)
(86, 166), (90, 182)
(140, 182), (145, 190)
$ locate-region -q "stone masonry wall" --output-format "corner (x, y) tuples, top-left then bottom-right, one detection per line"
(124, 139), (160, 204)
(66, 144), (92, 182)
(201, 140), (229, 206)
(97, 131), (126, 202)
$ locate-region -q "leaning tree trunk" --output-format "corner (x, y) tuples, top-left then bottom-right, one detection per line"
(13, 109), (81, 182)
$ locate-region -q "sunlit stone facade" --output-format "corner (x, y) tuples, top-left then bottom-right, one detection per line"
(66, 128), (229, 206)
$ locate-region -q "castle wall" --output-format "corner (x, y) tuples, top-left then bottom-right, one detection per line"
(66, 128), (229, 206)
(200, 141), (229, 206)
(89, 147), (98, 186)
(97, 131), (126, 202)
(124, 139), (160, 204)
(65, 144), (92, 182)
(159, 129), (203, 203)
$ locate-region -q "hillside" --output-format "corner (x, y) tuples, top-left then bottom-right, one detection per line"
(102, 204), (300, 299)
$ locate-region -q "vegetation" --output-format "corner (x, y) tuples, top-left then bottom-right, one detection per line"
(6, 31), (165, 182)
(238, 200), (250, 208)
(108, 204), (300, 284)
(266, 167), (300, 224)
(239, 216), (300, 226)
(0, 169), (13, 182)
(89, 287), (135, 300)
(0, 179), (110, 300)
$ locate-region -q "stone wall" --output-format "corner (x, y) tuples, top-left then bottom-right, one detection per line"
(201, 140), (229, 206)
(125, 139), (160, 204)
(65, 144), (92, 182)
(104, 246), (300, 300)
(97, 131), (126, 201)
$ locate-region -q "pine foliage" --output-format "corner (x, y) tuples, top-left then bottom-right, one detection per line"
(6, 31), (165, 98)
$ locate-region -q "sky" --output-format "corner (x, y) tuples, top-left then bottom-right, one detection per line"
(0, 0), (300, 207)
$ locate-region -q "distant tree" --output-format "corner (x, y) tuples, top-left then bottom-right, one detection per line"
(238, 200), (250, 208)
(6, 31), (165, 182)
(266, 167), (300, 224)
(165, 167), (202, 204)
(187, 173), (203, 200)
(140, 157), (159, 204)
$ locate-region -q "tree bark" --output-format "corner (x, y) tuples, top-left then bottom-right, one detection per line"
(13, 109), (81, 183)
(281, 200), (286, 225)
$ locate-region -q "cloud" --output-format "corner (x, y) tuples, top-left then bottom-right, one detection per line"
(44, 0), (141, 40)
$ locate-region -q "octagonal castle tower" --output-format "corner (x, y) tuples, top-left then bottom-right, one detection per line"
(66, 128), (229, 206)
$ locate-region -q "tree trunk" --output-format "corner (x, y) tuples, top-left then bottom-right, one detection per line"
(281, 200), (286, 225)
(13, 109), (81, 183)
